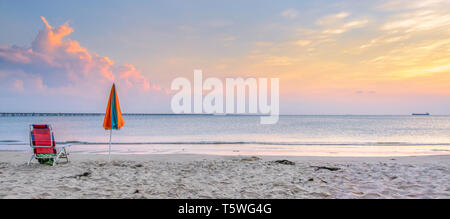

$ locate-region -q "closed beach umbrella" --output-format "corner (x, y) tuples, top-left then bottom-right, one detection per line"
(103, 83), (125, 161)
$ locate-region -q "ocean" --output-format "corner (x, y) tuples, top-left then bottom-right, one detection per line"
(1, 115), (449, 155)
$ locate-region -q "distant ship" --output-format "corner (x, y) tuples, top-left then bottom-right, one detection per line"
(412, 113), (430, 116)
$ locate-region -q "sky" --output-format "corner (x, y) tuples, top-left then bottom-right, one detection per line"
(0, 0), (449, 114)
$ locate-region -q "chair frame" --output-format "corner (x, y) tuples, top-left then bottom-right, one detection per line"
(28, 124), (70, 166)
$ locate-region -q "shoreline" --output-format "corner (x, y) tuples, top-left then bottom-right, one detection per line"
(1, 152), (449, 199)
(1, 151), (450, 162)
(1, 144), (450, 157)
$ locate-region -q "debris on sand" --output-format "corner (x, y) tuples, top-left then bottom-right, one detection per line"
(241, 156), (261, 162)
(274, 160), (295, 165)
(306, 177), (327, 184)
(133, 164), (143, 168)
(311, 166), (340, 171)
(68, 171), (91, 179)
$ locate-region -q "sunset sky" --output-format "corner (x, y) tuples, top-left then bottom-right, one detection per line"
(1, 0), (449, 114)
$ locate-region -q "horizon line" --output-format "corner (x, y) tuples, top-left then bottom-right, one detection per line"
(0, 112), (447, 116)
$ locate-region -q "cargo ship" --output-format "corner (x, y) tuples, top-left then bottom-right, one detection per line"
(412, 113), (430, 116)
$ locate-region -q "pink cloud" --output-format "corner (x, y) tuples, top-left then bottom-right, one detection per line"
(0, 17), (153, 92)
(118, 64), (151, 90)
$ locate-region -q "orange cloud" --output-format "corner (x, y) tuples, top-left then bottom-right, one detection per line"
(33, 17), (74, 53)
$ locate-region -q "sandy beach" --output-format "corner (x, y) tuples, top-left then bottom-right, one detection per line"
(0, 151), (448, 199)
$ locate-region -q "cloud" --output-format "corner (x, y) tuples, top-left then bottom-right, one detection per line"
(363, 37), (450, 80)
(281, 8), (299, 19)
(378, 0), (450, 11)
(311, 12), (369, 36)
(0, 17), (153, 92)
(246, 13), (370, 70)
(316, 12), (349, 26)
(375, 0), (450, 35)
(360, 34), (411, 49)
(381, 10), (450, 33)
(117, 64), (150, 90)
(404, 64), (450, 74)
(0, 17), (170, 113)
(294, 40), (311, 47)
(254, 13), (369, 55)
(359, 0), (450, 61)
(321, 19), (369, 35)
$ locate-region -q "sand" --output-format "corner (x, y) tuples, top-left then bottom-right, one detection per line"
(0, 152), (449, 199)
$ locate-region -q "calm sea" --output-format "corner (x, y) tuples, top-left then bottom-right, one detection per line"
(1, 115), (449, 154)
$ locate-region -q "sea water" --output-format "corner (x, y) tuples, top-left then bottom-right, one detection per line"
(1, 115), (449, 154)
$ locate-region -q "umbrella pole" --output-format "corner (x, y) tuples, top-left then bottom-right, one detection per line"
(109, 129), (112, 162)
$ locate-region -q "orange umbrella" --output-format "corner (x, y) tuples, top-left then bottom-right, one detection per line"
(103, 83), (125, 161)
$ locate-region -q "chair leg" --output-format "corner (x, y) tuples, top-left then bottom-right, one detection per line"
(63, 147), (68, 163)
(53, 148), (66, 166)
(54, 152), (62, 166)
(27, 154), (34, 166)
(53, 156), (58, 166)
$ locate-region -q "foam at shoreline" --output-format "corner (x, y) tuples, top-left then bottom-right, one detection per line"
(2, 143), (449, 157)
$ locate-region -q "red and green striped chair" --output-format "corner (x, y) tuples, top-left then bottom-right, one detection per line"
(28, 124), (70, 166)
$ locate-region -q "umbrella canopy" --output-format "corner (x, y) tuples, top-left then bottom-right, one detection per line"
(103, 83), (124, 161)
(103, 83), (125, 130)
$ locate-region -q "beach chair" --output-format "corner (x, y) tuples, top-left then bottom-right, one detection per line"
(28, 124), (70, 166)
